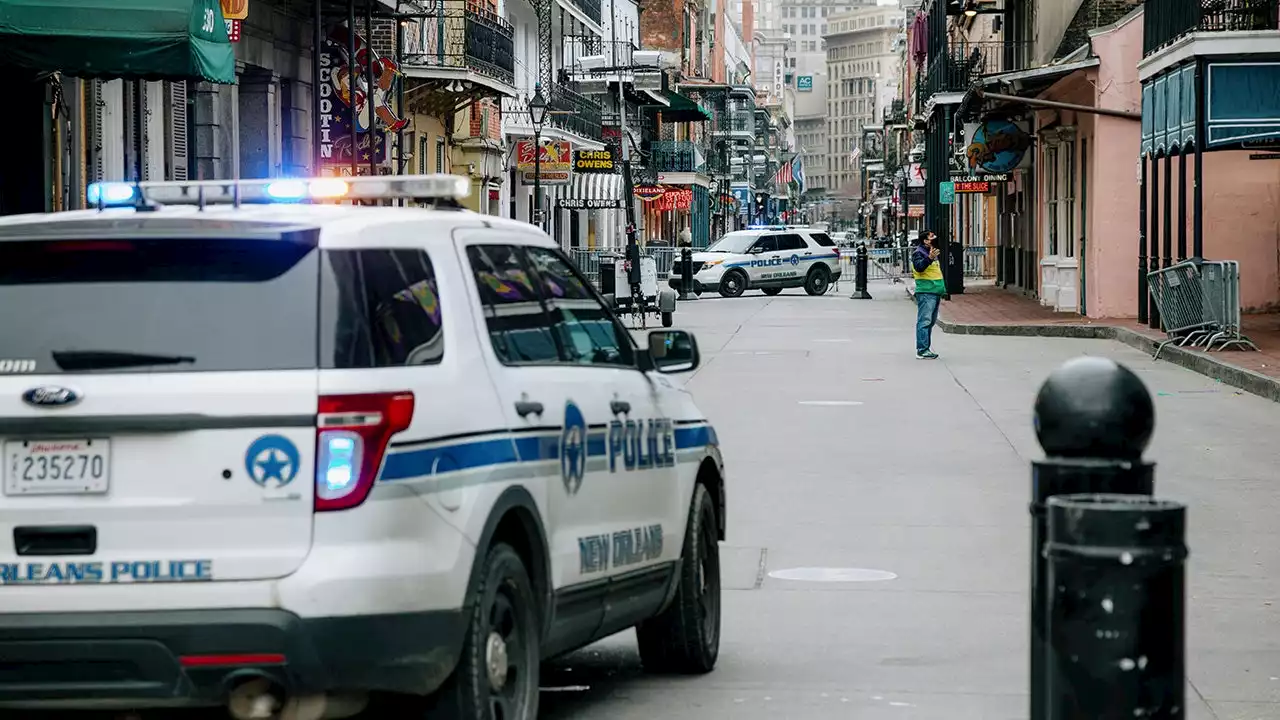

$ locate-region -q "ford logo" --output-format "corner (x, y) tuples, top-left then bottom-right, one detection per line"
(22, 386), (82, 409)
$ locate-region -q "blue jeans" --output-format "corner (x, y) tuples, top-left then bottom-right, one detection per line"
(916, 292), (941, 354)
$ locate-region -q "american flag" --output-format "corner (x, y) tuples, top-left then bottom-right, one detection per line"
(773, 157), (794, 189)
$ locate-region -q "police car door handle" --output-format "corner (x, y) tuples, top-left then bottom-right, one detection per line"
(515, 400), (544, 418)
(610, 400), (631, 415)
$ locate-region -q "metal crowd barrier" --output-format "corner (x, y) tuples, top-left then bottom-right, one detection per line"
(1146, 258), (1258, 359)
(569, 246), (676, 288)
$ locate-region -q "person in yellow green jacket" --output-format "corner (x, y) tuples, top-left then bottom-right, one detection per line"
(911, 230), (945, 359)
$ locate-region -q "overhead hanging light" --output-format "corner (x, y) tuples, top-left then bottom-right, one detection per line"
(963, 1), (979, 17)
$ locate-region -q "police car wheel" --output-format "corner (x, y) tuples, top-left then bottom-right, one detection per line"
(804, 267), (831, 296)
(718, 271), (747, 298)
(433, 543), (540, 719)
(692, 282), (704, 297)
(761, 287), (782, 296)
(635, 483), (721, 674)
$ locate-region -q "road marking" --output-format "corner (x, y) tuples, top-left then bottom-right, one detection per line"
(812, 338), (852, 343)
(767, 567), (898, 582)
(798, 400), (864, 406)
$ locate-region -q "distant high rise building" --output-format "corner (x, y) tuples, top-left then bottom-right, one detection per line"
(823, 1), (903, 198)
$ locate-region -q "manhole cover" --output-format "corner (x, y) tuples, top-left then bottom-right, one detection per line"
(768, 567), (898, 582)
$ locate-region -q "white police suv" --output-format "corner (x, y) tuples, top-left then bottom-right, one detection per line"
(672, 226), (841, 298)
(0, 175), (725, 719)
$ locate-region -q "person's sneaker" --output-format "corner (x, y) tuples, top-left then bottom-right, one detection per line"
(916, 350), (939, 360)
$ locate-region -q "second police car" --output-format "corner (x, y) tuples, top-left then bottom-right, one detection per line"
(671, 225), (842, 298)
(0, 175), (725, 720)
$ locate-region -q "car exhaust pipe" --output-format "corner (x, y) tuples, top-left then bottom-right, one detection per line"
(226, 674), (287, 720)
(225, 673), (365, 720)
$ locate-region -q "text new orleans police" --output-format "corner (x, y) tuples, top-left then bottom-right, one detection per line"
(0, 560), (213, 585)
(607, 418), (676, 473)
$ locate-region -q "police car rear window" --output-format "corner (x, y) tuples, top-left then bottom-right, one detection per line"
(0, 237), (320, 374)
(811, 233), (836, 247)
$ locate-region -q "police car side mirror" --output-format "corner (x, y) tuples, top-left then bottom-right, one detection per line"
(647, 330), (699, 374)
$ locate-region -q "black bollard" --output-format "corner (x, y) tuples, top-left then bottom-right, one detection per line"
(850, 243), (872, 299)
(1046, 494), (1187, 720)
(1029, 356), (1157, 720)
(677, 247), (696, 301)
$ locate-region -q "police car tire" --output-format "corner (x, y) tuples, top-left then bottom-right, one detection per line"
(761, 287), (782, 296)
(804, 267), (831, 296)
(635, 483), (721, 675)
(692, 282), (704, 297)
(719, 271), (747, 298)
(431, 543), (540, 720)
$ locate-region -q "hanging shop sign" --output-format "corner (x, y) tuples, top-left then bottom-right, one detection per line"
(950, 171), (1009, 182)
(319, 24), (409, 167)
(963, 119), (1032, 174)
(953, 180), (993, 194)
(651, 188), (693, 212)
(516, 140), (572, 184)
(633, 185), (667, 202)
(906, 162), (926, 188)
(573, 149), (616, 173)
(220, 0), (248, 18)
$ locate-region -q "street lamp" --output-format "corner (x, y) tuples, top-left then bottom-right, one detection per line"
(529, 84), (549, 230)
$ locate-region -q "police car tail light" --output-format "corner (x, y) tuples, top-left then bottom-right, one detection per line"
(314, 392), (415, 512)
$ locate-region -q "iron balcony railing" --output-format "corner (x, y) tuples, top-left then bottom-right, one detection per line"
(1144, 0), (1279, 55)
(400, 2), (516, 86)
(925, 41), (1032, 96)
(648, 141), (704, 173)
(715, 110), (753, 134)
(563, 35), (637, 70)
(549, 84), (603, 140)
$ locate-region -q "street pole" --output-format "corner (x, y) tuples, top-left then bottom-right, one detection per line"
(533, 128), (542, 231)
(615, 52), (641, 302)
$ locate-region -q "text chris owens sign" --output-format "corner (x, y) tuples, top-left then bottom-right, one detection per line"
(574, 149), (616, 173)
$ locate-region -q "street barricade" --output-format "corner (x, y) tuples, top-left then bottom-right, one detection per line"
(1146, 259), (1257, 359)
(569, 246), (675, 291)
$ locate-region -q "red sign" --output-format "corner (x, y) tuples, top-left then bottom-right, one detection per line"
(953, 180), (992, 194)
(225, 19), (241, 41)
(634, 185), (666, 202)
(651, 188), (693, 211)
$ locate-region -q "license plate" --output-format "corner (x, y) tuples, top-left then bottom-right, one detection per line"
(3, 439), (110, 496)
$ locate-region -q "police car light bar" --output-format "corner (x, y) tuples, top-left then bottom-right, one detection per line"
(86, 174), (471, 209)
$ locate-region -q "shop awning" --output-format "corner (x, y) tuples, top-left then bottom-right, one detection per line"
(660, 90), (713, 123)
(0, 0), (237, 83)
(561, 172), (623, 210)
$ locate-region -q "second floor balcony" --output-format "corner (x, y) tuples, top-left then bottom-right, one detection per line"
(925, 41), (1031, 97)
(400, 2), (516, 90)
(549, 84), (603, 141)
(713, 110), (753, 139)
(1144, 0), (1279, 56)
(648, 140), (705, 173)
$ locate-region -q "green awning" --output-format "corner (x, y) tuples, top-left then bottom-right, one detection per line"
(660, 91), (713, 123)
(0, 0), (237, 83)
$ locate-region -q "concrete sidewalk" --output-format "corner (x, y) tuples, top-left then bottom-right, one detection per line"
(928, 283), (1280, 404)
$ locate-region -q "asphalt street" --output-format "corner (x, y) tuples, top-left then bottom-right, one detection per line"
(541, 280), (1280, 720)
(18, 279), (1280, 720)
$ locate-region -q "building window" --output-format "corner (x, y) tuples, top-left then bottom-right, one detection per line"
(436, 137), (446, 173)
